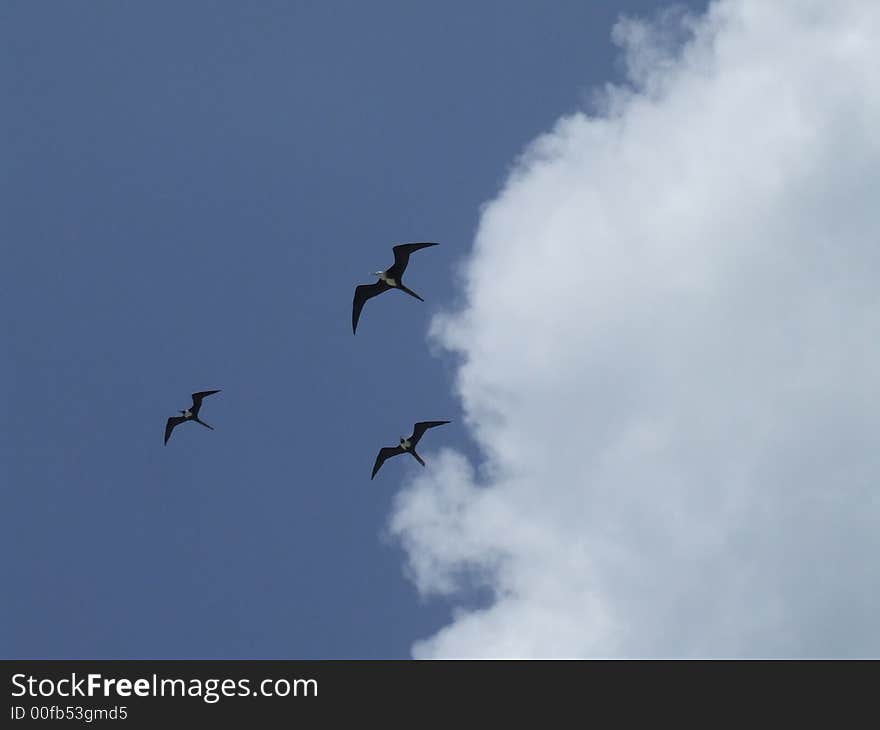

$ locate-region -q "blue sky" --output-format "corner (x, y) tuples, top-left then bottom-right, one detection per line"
(0, 0), (709, 659)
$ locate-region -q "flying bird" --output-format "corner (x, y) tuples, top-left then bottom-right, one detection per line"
(371, 420), (450, 479)
(352, 241), (438, 334)
(164, 389), (221, 445)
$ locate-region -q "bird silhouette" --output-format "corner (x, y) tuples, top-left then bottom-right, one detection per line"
(164, 389), (221, 445)
(352, 242), (438, 334)
(371, 420), (450, 479)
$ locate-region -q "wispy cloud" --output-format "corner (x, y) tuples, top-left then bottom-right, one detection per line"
(389, 0), (880, 657)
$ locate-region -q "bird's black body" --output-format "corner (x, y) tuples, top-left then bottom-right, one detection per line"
(164, 389), (221, 444)
(371, 420), (450, 479)
(352, 241), (438, 334)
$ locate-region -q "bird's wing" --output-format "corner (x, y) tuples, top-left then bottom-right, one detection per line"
(387, 242), (438, 279)
(190, 389), (221, 415)
(371, 446), (405, 479)
(411, 420), (451, 446)
(352, 281), (391, 334)
(164, 416), (187, 445)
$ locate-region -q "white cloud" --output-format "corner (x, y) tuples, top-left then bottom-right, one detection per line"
(388, 0), (880, 657)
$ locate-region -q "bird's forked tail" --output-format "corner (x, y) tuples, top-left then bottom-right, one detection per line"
(195, 418), (214, 430)
(411, 451), (426, 467)
(399, 284), (424, 302)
